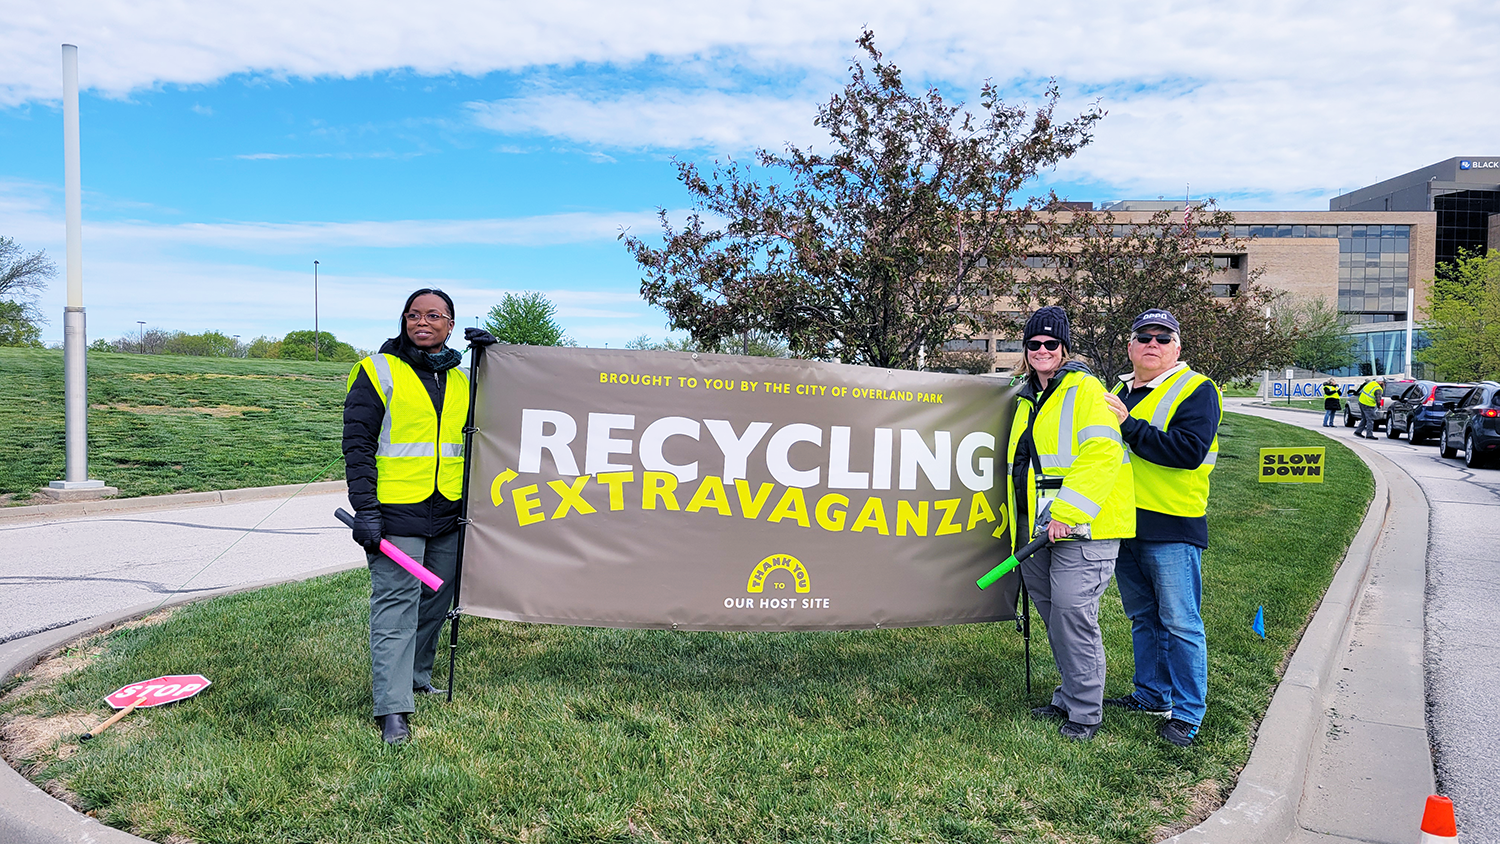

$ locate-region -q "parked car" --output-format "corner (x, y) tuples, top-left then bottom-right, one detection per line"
(1342, 378), (1415, 429)
(1440, 381), (1500, 468)
(1385, 381), (1474, 444)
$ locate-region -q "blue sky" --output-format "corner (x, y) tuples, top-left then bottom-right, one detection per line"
(3, 0), (1497, 352)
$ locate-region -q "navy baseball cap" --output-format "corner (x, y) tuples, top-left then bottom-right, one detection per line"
(1131, 309), (1180, 333)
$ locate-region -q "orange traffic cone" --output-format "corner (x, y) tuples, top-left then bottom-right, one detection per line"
(1420, 795), (1456, 842)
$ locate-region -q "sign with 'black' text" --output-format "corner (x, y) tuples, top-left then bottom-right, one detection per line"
(1259, 447), (1326, 483)
(459, 346), (1023, 631)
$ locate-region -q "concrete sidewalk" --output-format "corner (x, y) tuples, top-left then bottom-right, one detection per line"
(0, 438), (1438, 843)
(1166, 425), (1435, 843)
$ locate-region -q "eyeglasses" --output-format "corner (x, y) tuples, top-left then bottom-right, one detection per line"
(1133, 332), (1176, 345)
(404, 312), (452, 324)
(1025, 339), (1061, 352)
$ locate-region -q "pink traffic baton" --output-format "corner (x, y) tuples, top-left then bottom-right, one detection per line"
(334, 508), (445, 590)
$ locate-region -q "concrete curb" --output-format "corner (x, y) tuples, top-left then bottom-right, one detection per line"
(0, 429), (1415, 844)
(0, 562), (361, 844)
(0, 481), (348, 525)
(1163, 427), (1418, 843)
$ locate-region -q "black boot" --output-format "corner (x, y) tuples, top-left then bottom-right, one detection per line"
(379, 713), (410, 744)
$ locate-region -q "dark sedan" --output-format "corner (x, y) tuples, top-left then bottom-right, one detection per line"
(1441, 380), (1500, 468)
(1386, 381), (1474, 444)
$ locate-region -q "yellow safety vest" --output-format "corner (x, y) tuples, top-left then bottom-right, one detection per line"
(1321, 384), (1341, 399)
(1112, 367), (1221, 519)
(346, 354), (469, 504)
(1358, 380), (1381, 407)
(1006, 368), (1135, 547)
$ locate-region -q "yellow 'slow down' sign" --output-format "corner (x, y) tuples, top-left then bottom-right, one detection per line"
(1259, 447), (1326, 483)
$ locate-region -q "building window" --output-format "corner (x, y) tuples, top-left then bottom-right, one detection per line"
(1212, 283), (1241, 297)
(942, 338), (989, 352)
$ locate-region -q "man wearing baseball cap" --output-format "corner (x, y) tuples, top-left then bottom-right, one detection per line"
(1100, 308), (1221, 747)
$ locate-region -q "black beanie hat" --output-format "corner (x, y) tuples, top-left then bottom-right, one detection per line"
(1023, 306), (1070, 349)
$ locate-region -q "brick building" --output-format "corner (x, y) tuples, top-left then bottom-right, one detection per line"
(953, 157), (1498, 378)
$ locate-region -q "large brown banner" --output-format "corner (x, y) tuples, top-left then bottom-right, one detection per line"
(460, 346), (1021, 630)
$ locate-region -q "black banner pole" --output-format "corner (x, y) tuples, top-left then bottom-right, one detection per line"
(1020, 579), (1032, 696)
(445, 342), (485, 703)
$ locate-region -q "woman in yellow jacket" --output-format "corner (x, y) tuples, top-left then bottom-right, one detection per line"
(1007, 306), (1135, 741)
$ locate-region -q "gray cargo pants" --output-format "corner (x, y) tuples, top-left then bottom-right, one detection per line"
(1021, 538), (1120, 726)
(1355, 403), (1376, 437)
(368, 531), (459, 718)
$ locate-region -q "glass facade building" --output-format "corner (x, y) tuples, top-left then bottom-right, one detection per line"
(1434, 190), (1500, 266)
(1325, 327), (1432, 379)
(1220, 222), (1412, 322)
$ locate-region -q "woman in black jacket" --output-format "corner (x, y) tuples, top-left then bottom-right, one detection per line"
(342, 288), (471, 744)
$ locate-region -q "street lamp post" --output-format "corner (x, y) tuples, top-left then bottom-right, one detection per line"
(313, 260), (320, 363)
(137, 320), (145, 352)
(47, 44), (111, 499)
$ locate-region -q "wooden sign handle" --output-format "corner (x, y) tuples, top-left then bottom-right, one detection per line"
(81, 695), (148, 741)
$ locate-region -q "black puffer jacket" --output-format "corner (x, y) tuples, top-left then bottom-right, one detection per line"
(342, 339), (464, 538)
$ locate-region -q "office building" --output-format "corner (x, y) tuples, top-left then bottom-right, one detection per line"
(952, 157), (1496, 378)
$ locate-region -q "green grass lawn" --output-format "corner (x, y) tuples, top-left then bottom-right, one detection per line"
(0, 413), (1372, 844)
(0, 348), (350, 501)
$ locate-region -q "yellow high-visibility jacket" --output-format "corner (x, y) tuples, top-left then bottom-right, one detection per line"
(1006, 366), (1135, 550)
(1358, 380), (1382, 407)
(1112, 367), (1221, 519)
(346, 353), (469, 504)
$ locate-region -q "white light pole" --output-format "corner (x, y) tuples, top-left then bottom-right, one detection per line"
(136, 320), (145, 351)
(48, 44), (112, 499)
(1404, 287), (1415, 377)
(313, 260), (320, 362)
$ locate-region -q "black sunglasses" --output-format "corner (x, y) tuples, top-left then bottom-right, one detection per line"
(1133, 332), (1176, 345)
(1025, 339), (1061, 352)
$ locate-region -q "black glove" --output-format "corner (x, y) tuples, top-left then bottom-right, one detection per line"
(464, 327), (497, 347)
(350, 509), (383, 550)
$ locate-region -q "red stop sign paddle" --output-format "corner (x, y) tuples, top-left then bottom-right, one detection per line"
(83, 674), (212, 741)
(104, 674), (212, 709)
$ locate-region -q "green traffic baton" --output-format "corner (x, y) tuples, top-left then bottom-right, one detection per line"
(977, 533), (1050, 589)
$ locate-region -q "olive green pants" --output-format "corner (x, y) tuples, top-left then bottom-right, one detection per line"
(368, 531), (459, 718)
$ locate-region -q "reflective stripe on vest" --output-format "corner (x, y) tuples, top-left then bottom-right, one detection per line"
(1037, 385), (1081, 469)
(1056, 486), (1102, 519)
(1006, 368), (1134, 542)
(348, 353), (469, 504)
(1115, 368), (1220, 518)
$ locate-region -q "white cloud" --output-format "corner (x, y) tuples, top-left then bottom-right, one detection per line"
(10, 209), (666, 253)
(25, 255), (662, 352)
(5, 1), (1498, 203)
(467, 90), (825, 152)
(0, 183), (668, 349)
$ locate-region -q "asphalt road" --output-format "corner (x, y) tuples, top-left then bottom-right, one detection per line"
(1229, 399), (1500, 843)
(0, 490), (363, 644)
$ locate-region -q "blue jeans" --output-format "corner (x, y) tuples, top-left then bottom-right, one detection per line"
(1323, 408), (1337, 427)
(1115, 539), (1207, 726)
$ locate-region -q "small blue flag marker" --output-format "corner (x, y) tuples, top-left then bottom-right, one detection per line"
(1253, 606), (1266, 638)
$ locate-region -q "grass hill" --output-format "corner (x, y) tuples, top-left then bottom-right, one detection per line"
(0, 348), (351, 503)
